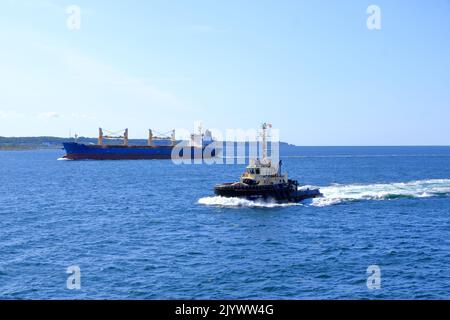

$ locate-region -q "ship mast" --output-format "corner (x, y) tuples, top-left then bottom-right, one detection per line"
(262, 123), (267, 159)
(260, 122), (271, 160)
(98, 128), (103, 145)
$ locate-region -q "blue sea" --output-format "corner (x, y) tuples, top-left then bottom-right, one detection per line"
(1, 146), (450, 299)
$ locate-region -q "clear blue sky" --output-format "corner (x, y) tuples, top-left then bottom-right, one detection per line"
(1, 0), (449, 145)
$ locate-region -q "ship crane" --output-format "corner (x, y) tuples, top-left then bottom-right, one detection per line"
(148, 129), (176, 146)
(98, 128), (128, 146)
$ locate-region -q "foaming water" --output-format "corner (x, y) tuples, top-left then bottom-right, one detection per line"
(199, 179), (450, 208)
(198, 196), (302, 208)
(312, 179), (450, 207)
(198, 180), (450, 208)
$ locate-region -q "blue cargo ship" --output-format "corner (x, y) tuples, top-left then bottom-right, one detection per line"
(62, 127), (216, 160)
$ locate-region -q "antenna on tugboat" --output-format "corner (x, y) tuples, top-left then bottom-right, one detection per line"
(260, 122), (272, 160)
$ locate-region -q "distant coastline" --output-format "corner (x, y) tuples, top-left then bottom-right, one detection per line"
(0, 136), (158, 150)
(0, 136), (79, 150)
(0, 136), (299, 151)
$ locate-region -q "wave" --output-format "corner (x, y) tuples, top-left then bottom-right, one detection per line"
(198, 196), (302, 208)
(57, 157), (72, 161)
(311, 179), (450, 207)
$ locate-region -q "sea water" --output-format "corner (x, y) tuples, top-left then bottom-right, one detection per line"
(0, 147), (449, 299)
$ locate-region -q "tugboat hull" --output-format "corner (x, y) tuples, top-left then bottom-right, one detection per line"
(214, 183), (321, 203)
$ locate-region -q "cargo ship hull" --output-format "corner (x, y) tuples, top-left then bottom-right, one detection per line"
(62, 142), (215, 160)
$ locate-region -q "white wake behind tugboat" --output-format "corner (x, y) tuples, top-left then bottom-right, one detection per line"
(214, 123), (322, 203)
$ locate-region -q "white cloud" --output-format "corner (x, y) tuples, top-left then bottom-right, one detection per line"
(0, 109), (24, 119)
(38, 112), (60, 119)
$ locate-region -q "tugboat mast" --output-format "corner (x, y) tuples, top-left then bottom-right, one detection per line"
(260, 122), (271, 160)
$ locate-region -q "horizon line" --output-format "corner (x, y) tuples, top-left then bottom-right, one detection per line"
(1, 135), (449, 147)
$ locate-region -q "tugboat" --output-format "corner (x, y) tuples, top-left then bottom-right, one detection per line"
(214, 123), (321, 203)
